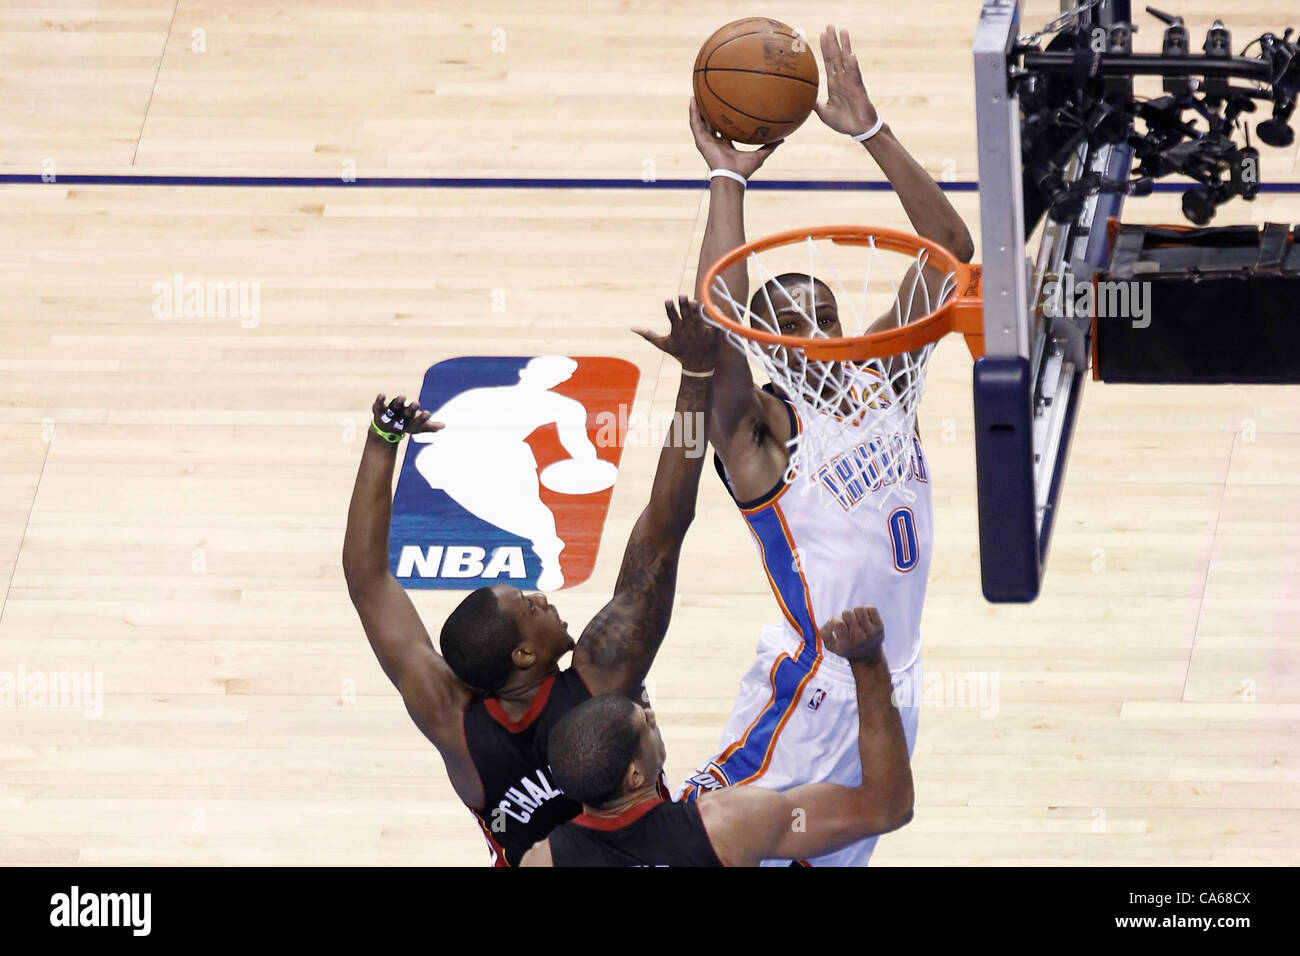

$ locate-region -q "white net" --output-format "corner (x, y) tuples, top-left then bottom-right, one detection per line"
(705, 233), (958, 512)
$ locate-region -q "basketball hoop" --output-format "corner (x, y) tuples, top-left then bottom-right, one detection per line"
(699, 225), (984, 511)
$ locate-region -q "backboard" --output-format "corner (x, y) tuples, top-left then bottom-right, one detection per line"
(971, 0), (1133, 601)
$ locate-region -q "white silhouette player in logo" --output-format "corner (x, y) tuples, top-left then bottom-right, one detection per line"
(410, 356), (616, 592)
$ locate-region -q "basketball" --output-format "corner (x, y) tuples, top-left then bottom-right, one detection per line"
(692, 18), (819, 145)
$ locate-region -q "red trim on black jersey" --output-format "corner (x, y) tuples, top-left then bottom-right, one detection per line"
(571, 795), (663, 832)
(483, 675), (555, 733)
(471, 810), (512, 867)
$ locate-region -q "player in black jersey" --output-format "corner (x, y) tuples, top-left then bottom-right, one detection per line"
(343, 297), (717, 866)
(521, 605), (912, 866)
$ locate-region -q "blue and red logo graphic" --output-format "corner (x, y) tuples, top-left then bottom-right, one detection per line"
(390, 356), (639, 591)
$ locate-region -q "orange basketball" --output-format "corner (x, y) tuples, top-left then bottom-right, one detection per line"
(692, 18), (819, 145)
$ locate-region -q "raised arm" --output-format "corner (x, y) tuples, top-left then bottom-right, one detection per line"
(569, 298), (717, 697)
(816, 25), (974, 266)
(342, 396), (480, 800)
(815, 23), (973, 371)
(688, 99), (789, 457)
(697, 606), (914, 866)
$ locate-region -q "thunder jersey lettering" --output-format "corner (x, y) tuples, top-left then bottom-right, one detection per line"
(717, 382), (933, 673)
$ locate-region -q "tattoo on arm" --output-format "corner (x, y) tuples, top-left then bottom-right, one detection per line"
(575, 536), (680, 692)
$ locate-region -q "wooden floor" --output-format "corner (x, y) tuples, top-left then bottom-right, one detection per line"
(1, 1), (1297, 865)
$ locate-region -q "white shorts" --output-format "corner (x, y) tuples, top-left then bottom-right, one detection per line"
(675, 623), (921, 867)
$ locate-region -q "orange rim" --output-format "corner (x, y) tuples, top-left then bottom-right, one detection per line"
(699, 225), (985, 361)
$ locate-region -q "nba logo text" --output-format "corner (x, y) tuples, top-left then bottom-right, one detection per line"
(390, 356), (639, 592)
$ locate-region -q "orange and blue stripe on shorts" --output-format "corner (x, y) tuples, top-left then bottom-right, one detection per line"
(712, 651), (819, 791)
(680, 502), (821, 800)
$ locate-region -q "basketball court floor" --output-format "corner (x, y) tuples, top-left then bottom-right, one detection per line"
(1, 1), (1297, 865)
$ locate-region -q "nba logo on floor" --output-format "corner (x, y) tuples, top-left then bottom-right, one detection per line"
(390, 356), (639, 591)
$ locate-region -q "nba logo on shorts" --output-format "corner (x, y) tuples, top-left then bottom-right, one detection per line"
(390, 356), (639, 591)
(807, 688), (827, 711)
(687, 766), (728, 792)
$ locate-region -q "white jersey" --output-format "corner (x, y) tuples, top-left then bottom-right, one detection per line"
(677, 383), (933, 865)
(717, 386), (933, 677)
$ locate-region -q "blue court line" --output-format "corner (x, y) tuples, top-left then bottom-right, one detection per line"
(1, 173), (1297, 192)
(0, 174), (971, 190)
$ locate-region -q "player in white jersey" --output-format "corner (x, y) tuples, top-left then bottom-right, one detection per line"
(675, 25), (974, 866)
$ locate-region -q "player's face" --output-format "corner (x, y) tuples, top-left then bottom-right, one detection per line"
(496, 585), (575, 663)
(757, 282), (845, 393)
(759, 280), (843, 340)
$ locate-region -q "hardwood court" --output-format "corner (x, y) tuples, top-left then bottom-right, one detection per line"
(0, 2), (1297, 866)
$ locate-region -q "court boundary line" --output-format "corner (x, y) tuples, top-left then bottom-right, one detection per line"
(133, 1), (180, 166)
(0, 175), (972, 190)
(0, 436), (52, 628)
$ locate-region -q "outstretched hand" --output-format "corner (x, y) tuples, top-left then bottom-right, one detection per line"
(689, 98), (782, 179)
(633, 296), (719, 374)
(370, 394), (443, 440)
(814, 25), (879, 137)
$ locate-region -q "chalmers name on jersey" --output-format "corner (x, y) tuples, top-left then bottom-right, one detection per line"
(463, 668), (592, 866)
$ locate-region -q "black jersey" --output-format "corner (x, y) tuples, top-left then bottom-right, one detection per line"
(463, 668), (592, 866)
(547, 796), (725, 867)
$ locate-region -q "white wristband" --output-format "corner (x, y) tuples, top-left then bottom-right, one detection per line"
(851, 116), (885, 142)
(709, 168), (748, 187)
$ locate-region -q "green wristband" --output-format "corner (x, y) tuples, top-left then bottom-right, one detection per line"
(370, 420), (403, 444)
